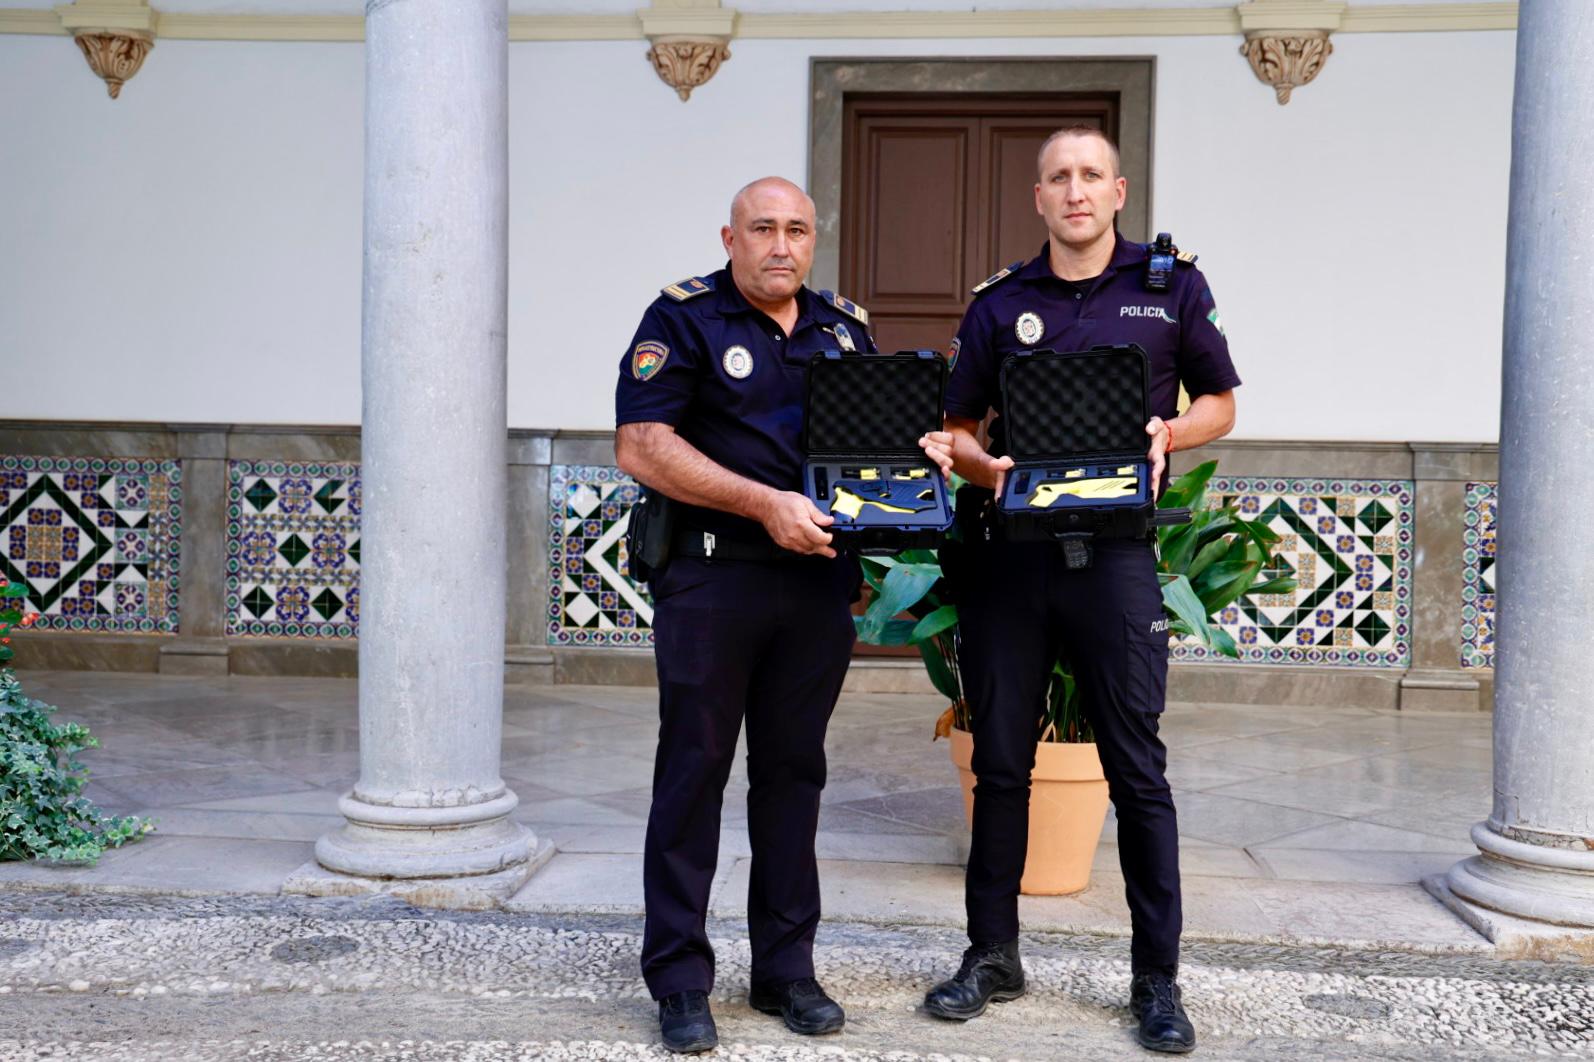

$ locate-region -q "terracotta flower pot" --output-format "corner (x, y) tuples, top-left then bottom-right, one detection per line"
(948, 725), (1110, 896)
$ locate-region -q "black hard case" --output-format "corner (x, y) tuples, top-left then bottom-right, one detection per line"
(801, 350), (954, 553)
(996, 345), (1158, 541)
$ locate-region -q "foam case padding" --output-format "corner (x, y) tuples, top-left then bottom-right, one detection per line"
(996, 345), (1156, 541)
(802, 350), (954, 552)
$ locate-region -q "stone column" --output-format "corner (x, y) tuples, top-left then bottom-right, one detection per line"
(288, 0), (542, 907)
(1438, 1), (1594, 948)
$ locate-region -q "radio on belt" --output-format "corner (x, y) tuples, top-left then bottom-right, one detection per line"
(995, 344), (1190, 569)
(801, 349), (954, 553)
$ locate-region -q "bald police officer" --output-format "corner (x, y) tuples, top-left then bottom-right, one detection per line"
(923, 128), (1241, 1054)
(616, 176), (954, 1053)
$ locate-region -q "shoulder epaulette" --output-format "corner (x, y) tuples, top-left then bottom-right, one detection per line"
(972, 261), (1024, 296)
(820, 290), (869, 326)
(1176, 250), (1198, 266)
(661, 275), (715, 302)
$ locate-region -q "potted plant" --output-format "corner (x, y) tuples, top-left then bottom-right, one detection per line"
(855, 461), (1295, 894)
(0, 578), (154, 864)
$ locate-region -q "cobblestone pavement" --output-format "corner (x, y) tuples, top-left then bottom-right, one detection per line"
(1, 891), (1590, 1061)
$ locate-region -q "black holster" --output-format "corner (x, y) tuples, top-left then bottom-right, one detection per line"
(625, 488), (677, 583)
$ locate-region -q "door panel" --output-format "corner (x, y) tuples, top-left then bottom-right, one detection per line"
(861, 122), (971, 303)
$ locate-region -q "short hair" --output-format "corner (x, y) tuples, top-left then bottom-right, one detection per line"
(1036, 126), (1121, 180)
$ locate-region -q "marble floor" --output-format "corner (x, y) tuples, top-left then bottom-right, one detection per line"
(2, 669), (1495, 951)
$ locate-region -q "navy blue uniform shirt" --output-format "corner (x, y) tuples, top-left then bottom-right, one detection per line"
(615, 266), (878, 542)
(945, 234), (1241, 457)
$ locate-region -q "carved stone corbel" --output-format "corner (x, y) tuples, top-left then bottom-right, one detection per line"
(56, 0), (158, 99)
(1235, 0), (1345, 105)
(640, 1), (735, 102)
(646, 38), (731, 102)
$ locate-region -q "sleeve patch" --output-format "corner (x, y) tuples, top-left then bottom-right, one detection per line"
(820, 290), (870, 326)
(632, 340), (670, 380)
(661, 276), (714, 302)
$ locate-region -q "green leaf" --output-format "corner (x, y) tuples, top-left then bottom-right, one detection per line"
(856, 563), (941, 644)
(1197, 561), (1262, 615)
(1210, 626), (1241, 659)
(872, 619), (920, 647)
(1159, 522), (1201, 574)
(1185, 538), (1230, 582)
(1160, 460), (1216, 512)
(918, 639), (962, 704)
(1246, 576), (1298, 597)
(1159, 573), (1213, 649)
(910, 605), (959, 644)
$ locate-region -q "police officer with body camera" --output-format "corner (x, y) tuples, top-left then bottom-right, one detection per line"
(615, 176), (954, 1054)
(922, 128), (1241, 1054)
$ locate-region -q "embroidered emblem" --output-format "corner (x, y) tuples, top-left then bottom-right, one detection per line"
(947, 337), (961, 370)
(722, 345), (754, 379)
(831, 322), (857, 352)
(1207, 307), (1225, 336)
(1015, 312), (1045, 346)
(632, 340), (670, 381)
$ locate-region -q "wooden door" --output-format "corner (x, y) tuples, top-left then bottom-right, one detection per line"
(842, 94), (1119, 356)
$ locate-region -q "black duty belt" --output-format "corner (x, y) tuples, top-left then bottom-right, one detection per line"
(672, 528), (797, 562)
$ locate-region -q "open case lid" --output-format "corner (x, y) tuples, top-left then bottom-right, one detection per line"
(803, 350), (947, 456)
(998, 345), (1149, 463)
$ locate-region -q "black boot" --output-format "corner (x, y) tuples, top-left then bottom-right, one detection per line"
(922, 940), (1026, 1020)
(1130, 972), (1196, 1054)
(749, 976), (846, 1035)
(658, 989), (718, 1053)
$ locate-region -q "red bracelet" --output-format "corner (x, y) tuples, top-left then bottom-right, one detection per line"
(1165, 422), (1175, 454)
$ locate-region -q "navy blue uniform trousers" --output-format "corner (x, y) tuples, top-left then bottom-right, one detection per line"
(954, 532), (1182, 973)
(641, 554), (856, 1000)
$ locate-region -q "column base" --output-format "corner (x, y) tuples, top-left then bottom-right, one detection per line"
(1398, 668), (1481, 712)
(284, 838), (554, 912)
(1426, 871), (1594, 961)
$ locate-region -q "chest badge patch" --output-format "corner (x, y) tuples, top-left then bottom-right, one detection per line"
(722, 345), (754, 379)
(632, 340), (669, 381)
(830, 322), (857, 352)
(1015, 312), (1045, 346)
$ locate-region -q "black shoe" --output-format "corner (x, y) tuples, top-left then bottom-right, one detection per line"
(922, 940), (1026, 1021)
(658, 990), (718, 1054)
(749, 976), (846, 1035)
(1130, 972), (1196, 1053)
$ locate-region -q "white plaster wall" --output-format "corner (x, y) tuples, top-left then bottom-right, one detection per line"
(0, 27), (1514, 440)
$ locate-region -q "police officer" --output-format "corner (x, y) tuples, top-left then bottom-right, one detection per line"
(922, 128), (1241, 1054)
(615, 176), (953, 1053)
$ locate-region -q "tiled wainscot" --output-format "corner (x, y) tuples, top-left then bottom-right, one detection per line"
(1461, 481), (1496, 670)
(226, 461), (361, 638)
(1171, 477), (1415, 668)
(546, 464), (653, 647)
(0, 455), (182, 632)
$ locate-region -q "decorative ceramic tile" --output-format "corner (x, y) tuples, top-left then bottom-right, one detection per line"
(226, 460), (360, 638)
(1170, 477), (1414, 668)
(1461, 481), (1496, 669)
(546, 465), (653, 647)
(0, 455), (182, 633)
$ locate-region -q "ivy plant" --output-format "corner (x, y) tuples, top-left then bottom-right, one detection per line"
(0, 579), (154, 863)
